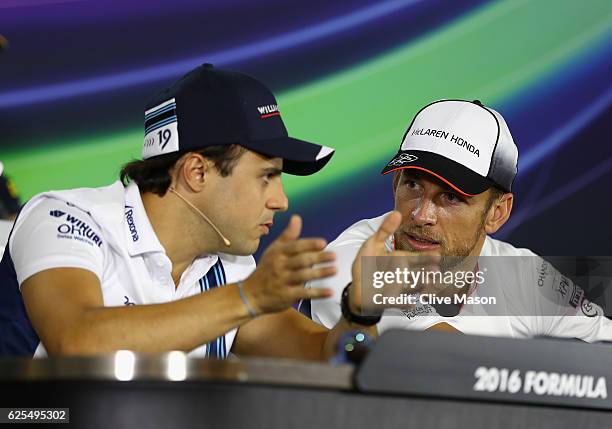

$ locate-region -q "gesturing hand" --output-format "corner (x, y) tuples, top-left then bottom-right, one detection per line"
(349, 211), (440, 314)
(242, 215), (336, 315)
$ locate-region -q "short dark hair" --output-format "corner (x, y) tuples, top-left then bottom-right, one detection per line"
(120, 144), (246, 196)
(486, 186), (505, 208)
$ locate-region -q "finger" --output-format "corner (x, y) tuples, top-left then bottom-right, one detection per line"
(277, 215), (302, 242)
(278, 237), (327, 255)
(287, 266), (337, 284)
(285, 251), (336, 270)
(371, 211), (402, 244)
(291, 287), (334, 301)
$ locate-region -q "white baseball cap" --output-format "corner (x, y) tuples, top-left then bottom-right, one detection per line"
(381, 99), (518, 195)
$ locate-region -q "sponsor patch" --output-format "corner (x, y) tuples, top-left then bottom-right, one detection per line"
(569, 284), (584, 308)
(50, 209), (103, 247)
(143, 98), (179, 158)
(257, 104), (280, 118)
(410, 128), (480, 157)
(537, 260), (550, 287)
(401, 304), (434, 319)
(389, 153), (418, 167)
(124, 205), (139, 242)
(581, 297), (600, 318)
(554, 275), (570, 298)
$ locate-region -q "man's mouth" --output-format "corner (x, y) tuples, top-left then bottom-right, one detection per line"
(260, 221), (273, 235)
(404, 232), (440, 251)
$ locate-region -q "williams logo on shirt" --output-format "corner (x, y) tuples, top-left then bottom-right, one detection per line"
(50, 209), (103, 247)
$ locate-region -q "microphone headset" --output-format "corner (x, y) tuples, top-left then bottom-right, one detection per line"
(168, 186), (231, 247)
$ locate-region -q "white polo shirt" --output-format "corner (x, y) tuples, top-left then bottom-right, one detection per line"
(0, 181), (255, 357)
(308, 213), (612, 342)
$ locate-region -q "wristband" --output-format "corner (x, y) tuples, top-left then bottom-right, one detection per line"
(237, 281), (257, 318)
(340, 283), (381, 326)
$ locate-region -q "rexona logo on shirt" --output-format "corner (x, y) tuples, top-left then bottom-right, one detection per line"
(49, 210), (103, 247)
(257, 104), (280, 118)
(124, 205), (139, 242)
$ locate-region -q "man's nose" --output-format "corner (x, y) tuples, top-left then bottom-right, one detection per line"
(411, 198), (437, 226)
(268, 183), (289, 212)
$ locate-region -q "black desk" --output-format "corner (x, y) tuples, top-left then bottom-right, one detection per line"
(1, 350), (609, 428)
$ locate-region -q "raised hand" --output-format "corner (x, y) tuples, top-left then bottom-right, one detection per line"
(242, 215), (336, 315)
(349, 211), (440, 314)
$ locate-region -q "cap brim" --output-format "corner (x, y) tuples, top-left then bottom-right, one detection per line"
(242, 137), (334, 176)
(381, 150), (492, 196)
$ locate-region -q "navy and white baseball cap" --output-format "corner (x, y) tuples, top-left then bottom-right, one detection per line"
(381, 99), (518, 195)
(143, 63), (334, 176)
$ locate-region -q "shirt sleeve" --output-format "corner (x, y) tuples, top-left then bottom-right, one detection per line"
(9, 197), (105, 287)
(529, 257), (612, 342)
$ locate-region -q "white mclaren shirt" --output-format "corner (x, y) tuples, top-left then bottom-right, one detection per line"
(308, 213), (612, 342)
(0, 181), (255, 357)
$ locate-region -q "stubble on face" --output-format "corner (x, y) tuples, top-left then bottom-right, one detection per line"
(204, 150), (284, 256)
(392, 173), (494, 270)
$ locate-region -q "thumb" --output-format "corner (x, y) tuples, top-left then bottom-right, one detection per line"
(278, 214), (302, 242)
(372, 211), (402, 244)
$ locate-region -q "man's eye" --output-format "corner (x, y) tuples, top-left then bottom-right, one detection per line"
(405, 180), (418, 189)
(445, 192), (461, 203)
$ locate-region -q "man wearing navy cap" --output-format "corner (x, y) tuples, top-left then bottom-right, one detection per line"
(0, 64), (396, 358)
(309, 99), (612, 341)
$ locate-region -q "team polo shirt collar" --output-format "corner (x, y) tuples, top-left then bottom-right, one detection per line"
(122, 182), (220, 286)
(123, 182), (168, 256)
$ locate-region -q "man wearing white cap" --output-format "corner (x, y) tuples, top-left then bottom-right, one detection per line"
(309, 99), (612, 341)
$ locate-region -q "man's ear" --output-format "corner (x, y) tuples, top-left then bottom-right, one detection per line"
(484, 193), (513, 234)
(175, 152), (209, 192)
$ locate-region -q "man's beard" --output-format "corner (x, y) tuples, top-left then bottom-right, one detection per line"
(395, 225), (484, 271)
